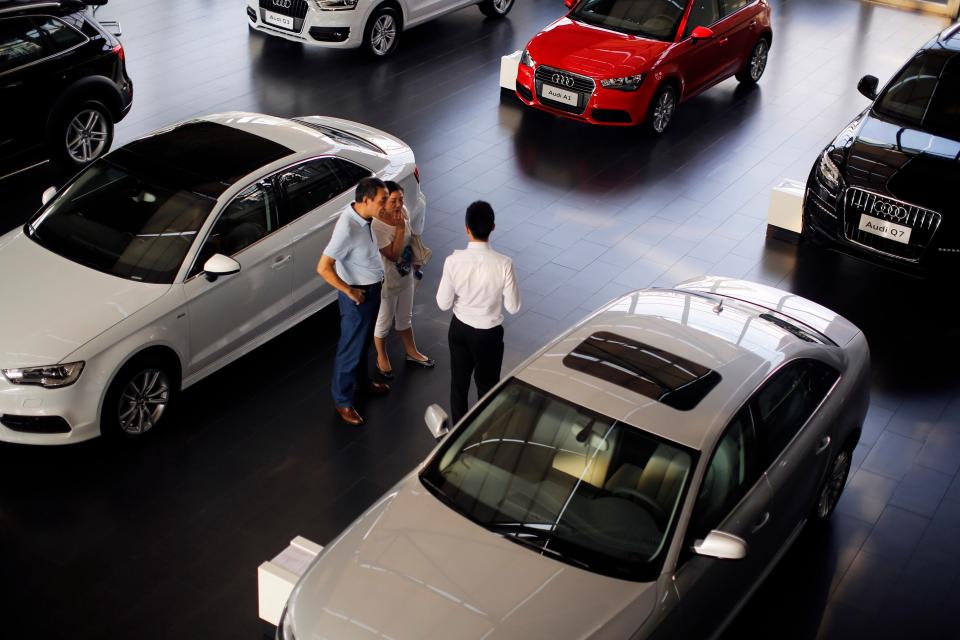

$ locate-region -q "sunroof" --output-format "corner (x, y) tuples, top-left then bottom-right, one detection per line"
(562, 332), (721, 411)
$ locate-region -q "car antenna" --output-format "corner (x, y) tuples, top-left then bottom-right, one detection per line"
(713, 298), (724, 314)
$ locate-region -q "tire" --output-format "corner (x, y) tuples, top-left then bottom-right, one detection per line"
(363, 6), (400, 58)
(101, 356), (176, 439)
(478, 0), (515, 18)
(645, 85), (677, 136)
(736, 37), (770, 85)
(811, 442), (854, 523)
(47, 99), (114, 170)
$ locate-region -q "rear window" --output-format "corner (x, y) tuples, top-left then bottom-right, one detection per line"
(563, 332), (721, 410)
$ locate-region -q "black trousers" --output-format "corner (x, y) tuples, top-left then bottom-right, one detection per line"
(448, 315), (504, 425)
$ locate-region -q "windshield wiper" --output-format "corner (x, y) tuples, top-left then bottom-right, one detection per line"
(486, 523), (590, 569)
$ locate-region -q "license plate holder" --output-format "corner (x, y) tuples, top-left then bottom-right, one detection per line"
(541, 84), (579, 107)
(858, 214), (912, 245)
(263, 10), (295, 31)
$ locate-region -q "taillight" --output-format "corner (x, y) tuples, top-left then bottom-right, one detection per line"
(414, 166), (420, 183)
(112, 44), (124, 61)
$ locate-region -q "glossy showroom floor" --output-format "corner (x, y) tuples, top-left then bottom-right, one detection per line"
(2, 0), (959, 638)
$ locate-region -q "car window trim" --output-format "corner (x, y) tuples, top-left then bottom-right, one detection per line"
(719, 0), (756, 18)
(181, 154), (373, 283)
(678, 0), (723, 42)
(0, 14), (90, 77)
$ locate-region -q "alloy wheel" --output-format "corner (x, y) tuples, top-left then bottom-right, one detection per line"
(118, 368), (171, 436)
(817, 448), (851, 519)
(66, 109), (109, 164)
(371, 14), (397, 55)
(652, 90), (675, 133)
(493, 0), (513, 13)
(750, 40), (769, 82)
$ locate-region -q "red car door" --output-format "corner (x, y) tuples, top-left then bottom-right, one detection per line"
(674, 0), (725, 96)
(716, 0), (762, 78)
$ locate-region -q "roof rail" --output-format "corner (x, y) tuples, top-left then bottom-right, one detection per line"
(0, 0), (107, 15)
(941, 22), (960, 41)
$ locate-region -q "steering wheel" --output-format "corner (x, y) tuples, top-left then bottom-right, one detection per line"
(610, 487), (669, 528)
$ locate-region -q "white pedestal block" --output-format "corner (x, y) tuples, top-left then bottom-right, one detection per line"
(500, 50), (521, 90)
(767, 178), (805, 240)
(257, 536), (323, 626)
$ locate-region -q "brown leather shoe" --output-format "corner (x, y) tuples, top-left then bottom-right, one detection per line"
(335, 406), (364, 426)
(365, 381), (390, 396)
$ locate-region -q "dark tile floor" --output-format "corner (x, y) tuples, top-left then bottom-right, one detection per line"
(1, 0), (957, 638)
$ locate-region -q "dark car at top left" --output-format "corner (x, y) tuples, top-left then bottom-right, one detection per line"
(0, 0), (132, 173)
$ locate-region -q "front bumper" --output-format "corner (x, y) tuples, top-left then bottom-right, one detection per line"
(0, 375), (101, 445)
(515, 63), (654, 127)
(246, 0), (363, 48)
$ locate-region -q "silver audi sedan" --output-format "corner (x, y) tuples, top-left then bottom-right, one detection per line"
(280, 276), (870, 640)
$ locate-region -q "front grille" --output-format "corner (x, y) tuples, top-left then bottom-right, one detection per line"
(841, 187), (941, 262)
(259, 0), (308, 32)
(534, 65), (595, 115)
(1, 414), (71, 434)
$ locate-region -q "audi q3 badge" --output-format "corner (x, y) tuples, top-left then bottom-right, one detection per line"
(273, 0), (292, 8)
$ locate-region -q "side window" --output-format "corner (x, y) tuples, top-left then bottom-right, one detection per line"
(191, 182), (275, 277)
(278, 158), (346, 226)
(688, 408), (757, 541)
(332, 158), (372, 191)
(719, 0), (751, 17)
(35, 17), (86, 53)
(753, 360), (839, 466)
(0, 17), (49, 74)
(683, 0), (720, 38)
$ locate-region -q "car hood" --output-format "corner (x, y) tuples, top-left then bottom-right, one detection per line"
(287, 473), (658, 640)
(0, 230), (170, 367)
(844, 112), (959, 215)
(527, 17), (670, 77)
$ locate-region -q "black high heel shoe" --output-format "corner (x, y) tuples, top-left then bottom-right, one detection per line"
(376, 365), (395, 380)
(405, 355), (435, 368)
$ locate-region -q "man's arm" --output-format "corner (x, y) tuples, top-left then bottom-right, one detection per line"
(503, 261), (521, 315)
(379, 212), (406, 263)
(436, 258), (455, 311)
(317, 255), (364, 304)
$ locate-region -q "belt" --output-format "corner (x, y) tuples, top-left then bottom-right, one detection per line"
(349, 281), (383, 291)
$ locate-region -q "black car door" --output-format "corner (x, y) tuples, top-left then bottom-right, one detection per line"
(0, 17), (51, 160)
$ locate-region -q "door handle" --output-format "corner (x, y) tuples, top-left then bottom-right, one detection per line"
(272, 254), (292, 269)
(752, 512), (770, 533)
(815, 436), (832, 456)
(719, 37), (729, 45)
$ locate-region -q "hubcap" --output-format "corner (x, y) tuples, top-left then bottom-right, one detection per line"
(371, 14), (396, 55)
(493, 0), (513, 12)
(118, 369), (170, 436)
(751, 41), (768, 82)
(818, 449), (851, 519)
(653, 90), (675, 133)
(66, 109), (108, 163)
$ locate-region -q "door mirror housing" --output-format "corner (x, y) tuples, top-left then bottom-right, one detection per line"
(424, 403), (450, 439)
(690, 26), (715, 41)
(41, 186), (57, 206)
(564, 0), (577, 8)
(693, 530), (748, 560)
(858, 75), (879, 101)
(203, 254), (241, 281)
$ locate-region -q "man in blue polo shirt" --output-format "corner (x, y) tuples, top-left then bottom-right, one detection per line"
(317, 177), (390, 426)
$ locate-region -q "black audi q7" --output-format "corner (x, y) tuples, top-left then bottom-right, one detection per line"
(803, 23), (959, 276)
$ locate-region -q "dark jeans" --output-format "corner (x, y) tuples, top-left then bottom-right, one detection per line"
(448, 315), (504, 424)
(332, 283), (382, 408)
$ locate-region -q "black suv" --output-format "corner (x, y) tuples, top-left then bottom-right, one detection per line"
(803, 23), (959, 276)
(0, 0), (132, 172)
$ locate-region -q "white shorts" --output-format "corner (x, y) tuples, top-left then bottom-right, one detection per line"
(375, 280), (415, 338)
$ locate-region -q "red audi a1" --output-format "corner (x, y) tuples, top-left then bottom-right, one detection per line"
(516, 0), (772, 133)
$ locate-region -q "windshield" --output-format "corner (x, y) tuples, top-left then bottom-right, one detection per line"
(420, 379), (695, 581)
(874, 50), (960, 140)
(26, 159), (215, 284)
(571, 0), (689, 41)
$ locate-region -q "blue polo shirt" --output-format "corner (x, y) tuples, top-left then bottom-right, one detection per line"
(323, 204), (385, 286)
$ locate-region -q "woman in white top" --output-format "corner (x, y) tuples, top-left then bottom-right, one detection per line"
(371, 181), (434, 378)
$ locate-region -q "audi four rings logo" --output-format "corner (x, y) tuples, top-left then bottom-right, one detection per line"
(551, 73), (576, 88)
(273, 0), (291, 8)
(872, 200), (909, 221)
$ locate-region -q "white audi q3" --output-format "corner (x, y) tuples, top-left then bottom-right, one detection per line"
(0, 112), (425, 444)
(246, 0), (515, 57)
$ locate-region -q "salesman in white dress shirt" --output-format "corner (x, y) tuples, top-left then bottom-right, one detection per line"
(436, 201), (521, 424)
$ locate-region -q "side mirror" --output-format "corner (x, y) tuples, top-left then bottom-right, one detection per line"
(693, 530), (748, 560)
(424, 404), (450, 440)
(203, 254), (241, 282)
(690, 26), (715, 41)
(41, 186), (57, 206)
(564, 0), (577, 8)
(857, 75), (879, 101)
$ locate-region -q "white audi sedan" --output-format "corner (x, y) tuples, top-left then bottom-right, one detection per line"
(246, 0), (514, 57)
(280, 277), (870, 639)
(0, 112), (425, 444)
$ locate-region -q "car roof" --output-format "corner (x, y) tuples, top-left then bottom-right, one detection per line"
(514, 288), (833, 452)
(928, 23), (960, 53)
(0, 1), (89, 16)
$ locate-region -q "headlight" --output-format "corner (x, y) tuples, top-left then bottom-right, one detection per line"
(601, 73), (645, 91)
(519, 48), (535, 68)
(2, 362), (84, 388)
(313, 0), (358, 9)
(817, 149), (842, 191)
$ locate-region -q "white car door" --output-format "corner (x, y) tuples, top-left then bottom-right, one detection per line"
(276, 157), (374, 316)
(405, 0), (471, 25)
(182, 179), (295, 377)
